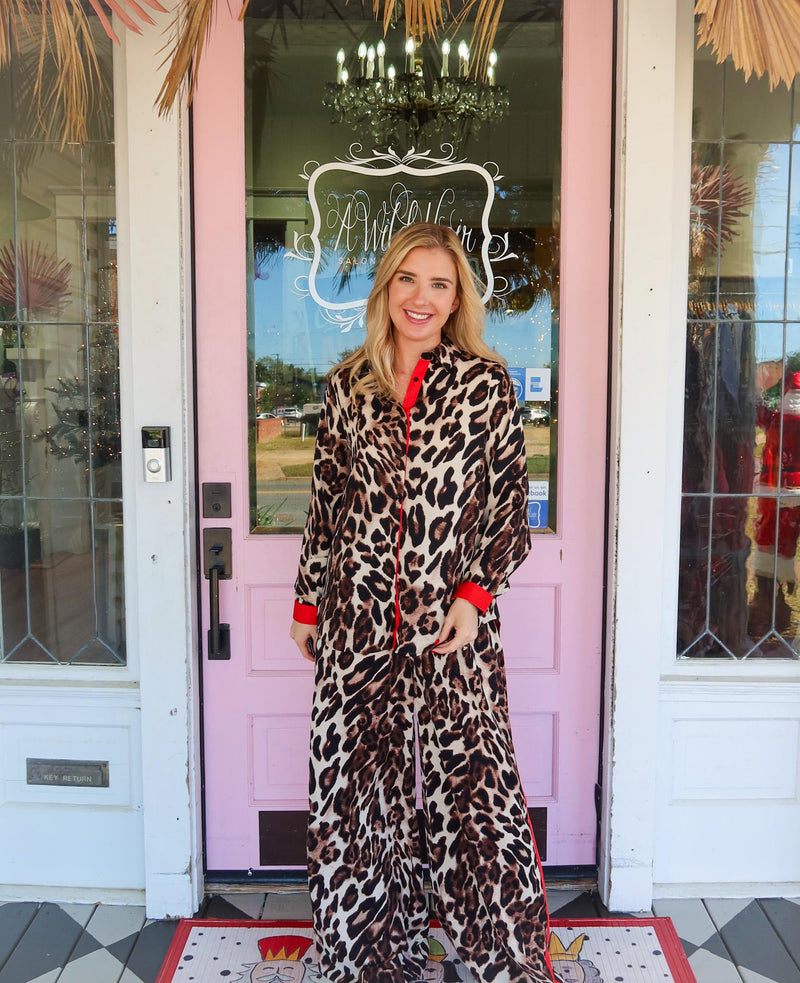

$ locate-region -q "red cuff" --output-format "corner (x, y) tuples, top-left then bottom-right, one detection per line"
(293, 601), (318, 625)
(455, 581), (493, 613)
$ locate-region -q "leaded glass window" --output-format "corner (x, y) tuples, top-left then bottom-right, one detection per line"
(0, 24), (124, 665)
(679, 47), (800, 659)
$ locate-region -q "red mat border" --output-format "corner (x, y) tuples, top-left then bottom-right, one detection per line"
(156, 917), (696, 983)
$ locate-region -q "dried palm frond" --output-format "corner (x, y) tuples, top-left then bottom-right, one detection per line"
(695, 0), (800, 91)
(155, 0), (215, 116)
(375, 0), (449, 42)
(0, 0), (166, 145)
(689, 154), (751, 264)
(451, 0), (503, 77)
(0, 239), (72, 313)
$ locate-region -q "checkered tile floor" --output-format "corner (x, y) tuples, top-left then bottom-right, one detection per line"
(0, 891), (797, 982)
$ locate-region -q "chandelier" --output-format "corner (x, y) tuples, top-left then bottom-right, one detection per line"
(323, 36), (510, 145)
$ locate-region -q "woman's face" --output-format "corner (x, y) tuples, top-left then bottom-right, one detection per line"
(387, 246), (460, 351)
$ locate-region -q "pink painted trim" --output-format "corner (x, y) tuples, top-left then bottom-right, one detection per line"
(455, 581), (493, 612)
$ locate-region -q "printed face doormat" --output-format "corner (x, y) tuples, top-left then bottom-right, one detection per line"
(155, 918), (696, 983)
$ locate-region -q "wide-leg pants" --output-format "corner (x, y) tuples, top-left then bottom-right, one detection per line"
(307, 620), (554, 983)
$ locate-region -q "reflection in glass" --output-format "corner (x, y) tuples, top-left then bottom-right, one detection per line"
(724, 68), (791, 142)
(718, 143), (788, 319)
(692, 50), (723, 142)
(677, 495), (712, 654)
(84, 143), (117, 321)
(680, 53), (800, 659)
(245, 0), (562, 534)
(683, 321), (715, 494)
(688, 143), (723, 311)
(786, 146), (800, 320)
(713, 319), (757, 494)
(16, 145), (83, 324)
(0, 23), (123, 666)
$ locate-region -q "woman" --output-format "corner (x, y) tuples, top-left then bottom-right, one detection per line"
(290, 223), (555, 983)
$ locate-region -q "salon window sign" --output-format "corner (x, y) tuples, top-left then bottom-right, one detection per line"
(528, 481), (549, 530)
(508, 367), (551, 403)
(288, 145), (518, 331)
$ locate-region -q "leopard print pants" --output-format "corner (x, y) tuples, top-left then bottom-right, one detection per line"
(307, 620), (555, 983)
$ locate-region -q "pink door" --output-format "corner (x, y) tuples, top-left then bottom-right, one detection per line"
(194, 0), (612, 876)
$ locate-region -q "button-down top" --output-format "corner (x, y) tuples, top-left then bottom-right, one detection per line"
(293, 338), (531, 652)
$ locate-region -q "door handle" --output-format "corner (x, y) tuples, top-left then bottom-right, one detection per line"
(203, 528), (231, 660)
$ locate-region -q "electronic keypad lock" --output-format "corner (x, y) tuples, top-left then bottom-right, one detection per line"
(142, 427), (172, 482)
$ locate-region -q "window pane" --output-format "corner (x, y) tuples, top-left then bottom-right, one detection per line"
(680, 54), (799, 661)
(0, 22), (124, 666)
(718, 142), (788, 320)
(15, 145), (83, 324)
(683, 321), (715, 494)
(245, 0), (562, 534)
(84, 143), (116, 320)
(724, 66), (791, 142)
(693, 49), (723, 142)
(785, 144), (800, 319)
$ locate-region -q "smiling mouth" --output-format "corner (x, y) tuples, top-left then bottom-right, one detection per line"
(404, 309), (433, 322)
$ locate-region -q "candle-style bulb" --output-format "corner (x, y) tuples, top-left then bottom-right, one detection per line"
(358, 42), (367, 58)
(367, 44), (376, 78)
(337, 49), (345, 65)
(405, 36), (416, 73)
(336, 48), (345, 83)
(377, 40), (385, 56)
(341, 68), (349, 84)
(441, 38), (450, 77)
(376, 38), (386, 77)
(387, 64), (396, 79)
(457, 40), (468, 58)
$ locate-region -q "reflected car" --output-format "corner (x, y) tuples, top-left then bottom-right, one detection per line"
(520, 405), (551, 426)
(274, 406), (302, 419)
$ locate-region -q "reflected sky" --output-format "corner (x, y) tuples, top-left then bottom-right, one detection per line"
(253, 246), (554, 373)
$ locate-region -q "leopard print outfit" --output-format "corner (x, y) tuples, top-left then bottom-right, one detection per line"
(293, 339), (555, 983)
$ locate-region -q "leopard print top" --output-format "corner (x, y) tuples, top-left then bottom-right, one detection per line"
(293, 337), (531, 644)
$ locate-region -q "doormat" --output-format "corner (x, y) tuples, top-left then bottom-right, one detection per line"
(156, 918), (696, 983)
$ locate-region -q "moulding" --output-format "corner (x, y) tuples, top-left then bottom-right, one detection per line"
(654, 882), (800, 900)
(0, 683), (141, 707)
(0, 885), (145, 905)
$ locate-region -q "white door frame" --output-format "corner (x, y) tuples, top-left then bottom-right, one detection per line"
(602, 0), (800, 912)
(115, 13), (203, 918)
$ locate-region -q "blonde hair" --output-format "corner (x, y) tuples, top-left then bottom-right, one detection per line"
(337, 223), (505, 398)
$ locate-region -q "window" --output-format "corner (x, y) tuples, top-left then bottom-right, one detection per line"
(0, 25), (124, 664)
(244, 0), (562, 534)
(679, 48), (800, 659)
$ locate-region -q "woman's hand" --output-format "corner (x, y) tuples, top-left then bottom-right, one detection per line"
(290, 620), (318, 662)
(432, 597), (479, 654)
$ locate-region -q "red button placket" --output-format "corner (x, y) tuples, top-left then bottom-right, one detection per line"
(391, 357), (431, 649)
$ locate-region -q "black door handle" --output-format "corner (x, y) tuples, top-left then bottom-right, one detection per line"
(204, 529), (231, 660)
(208, 563), (231, 659)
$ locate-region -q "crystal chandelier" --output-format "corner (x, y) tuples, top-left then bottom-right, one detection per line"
(323, 36), (510, 145)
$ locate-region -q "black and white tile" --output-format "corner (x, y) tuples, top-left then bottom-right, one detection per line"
(1, 893), (798, 982)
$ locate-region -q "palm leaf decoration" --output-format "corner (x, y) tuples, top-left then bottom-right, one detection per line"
(689, 153), (751, 265)
(0, 0), (165, 145)
(695, 0), (800, 92)
(0, 239), (72, 314)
